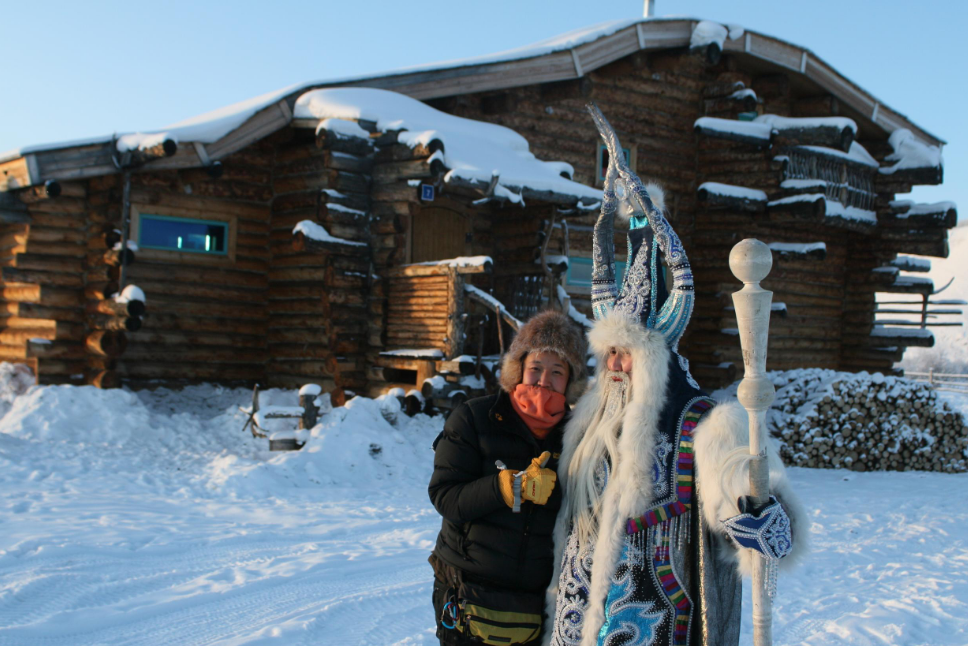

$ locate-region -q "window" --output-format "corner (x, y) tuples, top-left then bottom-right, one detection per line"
(130, 205), (237, 265)
(566, 257), (626, 289)
(595, 142), (636, 184)
(138, 214), (229, 255)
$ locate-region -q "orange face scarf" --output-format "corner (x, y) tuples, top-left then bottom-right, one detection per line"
(510, 384), (567, 440)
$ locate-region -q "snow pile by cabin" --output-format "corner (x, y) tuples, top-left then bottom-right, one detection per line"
(0, 17), (960, 403)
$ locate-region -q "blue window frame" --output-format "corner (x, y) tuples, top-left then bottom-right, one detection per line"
(597, 142), (632, 182)
(138, 214), (229, 255)
(566, 256), (626, 289)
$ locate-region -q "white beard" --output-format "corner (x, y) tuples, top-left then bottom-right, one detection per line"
(565, 370), (631, 545)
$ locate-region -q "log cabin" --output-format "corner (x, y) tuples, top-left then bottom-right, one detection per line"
(0, 18), (958, 402)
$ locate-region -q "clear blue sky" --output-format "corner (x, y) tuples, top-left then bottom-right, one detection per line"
(0, 0), (962, 219)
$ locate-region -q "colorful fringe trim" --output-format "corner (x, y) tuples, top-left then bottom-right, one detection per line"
(654, 521), (691, 645)
(626, 397), (714, 534)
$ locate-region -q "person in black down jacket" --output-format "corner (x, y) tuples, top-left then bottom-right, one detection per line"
(429, 310), (589, 646)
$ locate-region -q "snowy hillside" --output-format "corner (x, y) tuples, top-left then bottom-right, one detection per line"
(1, 370), (967, 644)
(899, 222), (968, 372)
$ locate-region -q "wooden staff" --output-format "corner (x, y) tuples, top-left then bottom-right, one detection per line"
(729, 238), (776, 646)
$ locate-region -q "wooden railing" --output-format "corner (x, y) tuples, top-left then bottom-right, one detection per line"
(876, 279), (965, 330)
(905, 370), (968, 394)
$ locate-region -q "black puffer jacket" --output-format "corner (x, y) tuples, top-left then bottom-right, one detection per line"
(429, 391), (565, 594)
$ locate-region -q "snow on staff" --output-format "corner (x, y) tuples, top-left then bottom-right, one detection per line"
(729, 238), (778, 646)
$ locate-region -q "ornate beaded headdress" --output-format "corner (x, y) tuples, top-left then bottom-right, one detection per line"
(587, 104), (695, 351)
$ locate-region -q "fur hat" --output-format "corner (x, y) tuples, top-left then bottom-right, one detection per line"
(499, 309), (589, 404)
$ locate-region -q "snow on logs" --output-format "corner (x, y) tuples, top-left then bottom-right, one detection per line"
(766, 194), (876, 231)
(292, 220), (368, 256)
(694, 115), (857, 152)
(766, 241), (827, 261)
(885, 200), (958, 229)
(694, 117), (773, 148)
(879, 128), (944, 185)
(890, 255), (931, 273)
(114, 134), (178, 168)
(757, 369), (967, 473)
(756, 115), (856, 151)
(697, 182), (767, 212)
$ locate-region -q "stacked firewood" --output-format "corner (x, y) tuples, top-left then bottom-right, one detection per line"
(761, 369), (968, 473)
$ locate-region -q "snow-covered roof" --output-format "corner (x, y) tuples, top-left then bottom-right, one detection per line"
(293, 88), (600, 205)
(0, 83), (303, 164)
(0, 17), (945, 175)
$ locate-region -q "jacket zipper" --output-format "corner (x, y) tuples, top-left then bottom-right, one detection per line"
(516, 445), (541, 566)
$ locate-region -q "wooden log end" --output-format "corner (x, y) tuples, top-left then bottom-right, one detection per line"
(705, 43), (722, 66)
(126, 299), (146, 318)
(330, 387), (347, 408)
(86, 330), (128, 357)
(90, 370), (121, 389)
(840, 127), (855, 153)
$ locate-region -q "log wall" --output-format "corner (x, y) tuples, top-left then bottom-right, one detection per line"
(268, 129), (373, 393)
(117, 139), (277, 385)
(436, 48), (947, 386)
(0, 183), (88, 384)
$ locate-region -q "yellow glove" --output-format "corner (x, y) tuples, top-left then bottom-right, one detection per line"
(522, 451), (557, 505)
(498, 452), (557, 508)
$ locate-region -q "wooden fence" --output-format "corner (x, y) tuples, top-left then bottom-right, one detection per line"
(906, 370), (968, 394)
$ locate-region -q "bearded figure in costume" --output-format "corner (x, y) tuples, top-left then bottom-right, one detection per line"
(544, 106), (807, 646)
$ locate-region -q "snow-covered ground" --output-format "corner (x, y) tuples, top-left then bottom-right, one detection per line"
(1, 370), (967, 645)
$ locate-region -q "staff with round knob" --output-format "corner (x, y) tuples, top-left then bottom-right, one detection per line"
(729, 238), (777, 646)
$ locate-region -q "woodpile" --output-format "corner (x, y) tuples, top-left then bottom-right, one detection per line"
(754, 369), (968, 473)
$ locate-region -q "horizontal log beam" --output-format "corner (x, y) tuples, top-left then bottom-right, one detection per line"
(697, 185), (767, 212)
(292, 231), (370, 257)
(385, 261), (491, 277)
(772, 123), (854, 152)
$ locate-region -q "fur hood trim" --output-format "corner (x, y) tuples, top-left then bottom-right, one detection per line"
(499, 309), (589, 404)
(692, 400), (809, 576)
(615, 181), (666, 221)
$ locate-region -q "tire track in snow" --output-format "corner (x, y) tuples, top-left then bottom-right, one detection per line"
(0, 516), (437, 645)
